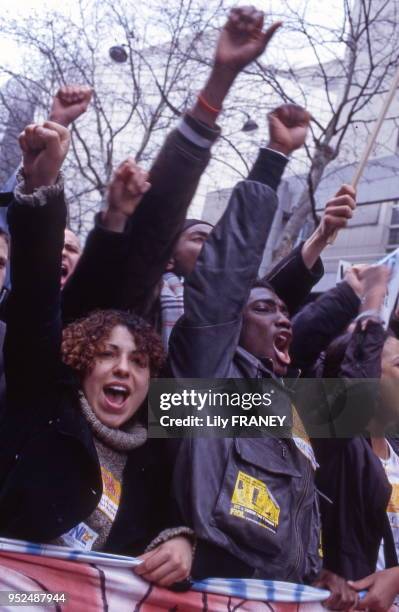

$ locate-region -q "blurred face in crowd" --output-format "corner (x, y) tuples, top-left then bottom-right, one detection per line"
(82, 325), (150, 428)
(0, 234), (9, 292)
(379, 335), (399, 425)
(168, 223), (213, 277)
(240, 287), (292, 376)
(61, 229), (81, 289)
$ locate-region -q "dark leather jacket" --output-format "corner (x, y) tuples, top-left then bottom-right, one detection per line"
(169, 180), (322, 582)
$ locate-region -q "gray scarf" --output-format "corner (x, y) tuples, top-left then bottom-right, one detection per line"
(79, 391), (147, 451)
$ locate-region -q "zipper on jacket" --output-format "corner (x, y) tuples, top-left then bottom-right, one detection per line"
(277, 439), (287, 458)
(288, 455), (312, 579)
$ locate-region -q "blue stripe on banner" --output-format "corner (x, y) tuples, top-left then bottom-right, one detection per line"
(229, 578), (241, 598)
(266, 580), (276, 600)
(69, 550), (80, 561)
(294, 582), (305, 602)
(26, 542), (40, 556)
(240, 578), (248, 600)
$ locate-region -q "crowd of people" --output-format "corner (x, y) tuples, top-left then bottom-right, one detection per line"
(0, 5), (398, 610)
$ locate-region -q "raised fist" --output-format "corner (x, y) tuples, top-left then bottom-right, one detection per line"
(19, 121), (70, 193)
(102, 158), (151, 232)
(214, 6), (282, 73)
(268, 104), (311, 156)
(49, 85), (92, 127)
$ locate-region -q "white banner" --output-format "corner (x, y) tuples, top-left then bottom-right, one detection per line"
(337, 247), (399, 327)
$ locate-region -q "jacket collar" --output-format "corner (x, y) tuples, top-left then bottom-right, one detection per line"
(235, 346), (300, 391)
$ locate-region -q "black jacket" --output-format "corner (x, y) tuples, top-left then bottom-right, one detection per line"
(248, 147), (323, 315)
(62, 144), (323, 330)
(61, 114), (220, 326)
(312, 320), (399, 580)
(0, 181), (173, 554)
(291, 281), (360, 376)
(169, 180), (322, 582)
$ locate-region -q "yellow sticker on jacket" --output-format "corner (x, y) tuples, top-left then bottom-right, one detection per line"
(230, 471), (280, 532)
(387, 483), (399, 514)
(318, 529), (324, 559)
(98, 467), (122, 522)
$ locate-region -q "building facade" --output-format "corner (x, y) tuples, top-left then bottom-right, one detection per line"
(202, 0), (399, 289)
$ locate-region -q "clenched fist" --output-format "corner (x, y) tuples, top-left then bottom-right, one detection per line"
(102, 158), (151, 232)
(268, 104), (311, 156)
(214, 6), (282, 73)
(49, 85), (92, 127)
(19, 121), (70, 193)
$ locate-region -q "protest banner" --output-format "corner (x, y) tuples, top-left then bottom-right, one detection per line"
(337, 247), (399, 327)
(0, 538), (329, 611)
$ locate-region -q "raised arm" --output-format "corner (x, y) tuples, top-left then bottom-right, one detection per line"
(247, 104), (309, 189)
(5, 122), (70, 395)
(62, 6), (282, 324)
(291, 263), (386, 376)
(339, 265), (389, 378)
(61, 157), (153, 323)
(245, 103), (326, 314)
(266, 184), (356, 314)
(169, 180), (278, 378)
(307, 266), (389, 453)
(61, 115), (220, 324)
(291, 279), (360, 376)
(0, 85), (91, 222)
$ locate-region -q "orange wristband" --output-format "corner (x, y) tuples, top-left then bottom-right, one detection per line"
(197, 93), (221, 115)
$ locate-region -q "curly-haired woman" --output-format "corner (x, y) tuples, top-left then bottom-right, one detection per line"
(0, 121), (193, 587)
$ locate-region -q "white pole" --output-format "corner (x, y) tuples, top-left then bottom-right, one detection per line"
(327, 63), (399, 244)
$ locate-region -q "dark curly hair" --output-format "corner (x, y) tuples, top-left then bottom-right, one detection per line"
(62, 310), (165, 376)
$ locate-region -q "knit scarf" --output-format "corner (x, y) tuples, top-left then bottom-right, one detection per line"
(79, 391), (147, 451)
(80, 394), (147, 549)
(53, 394), (147, 552)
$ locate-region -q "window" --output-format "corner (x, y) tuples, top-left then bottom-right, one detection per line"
(387, 201), (399, 252)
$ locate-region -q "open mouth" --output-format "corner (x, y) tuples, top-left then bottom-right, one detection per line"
(103, 384), (131, 409)
(273, 331), (292, 366)
(61, 264), (69, 279)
